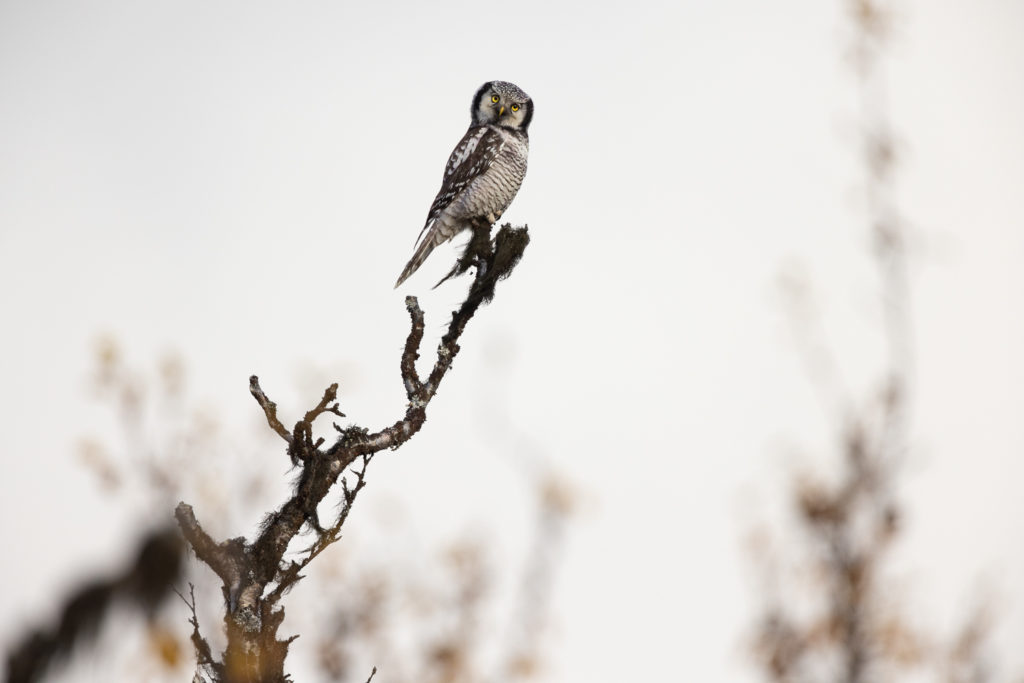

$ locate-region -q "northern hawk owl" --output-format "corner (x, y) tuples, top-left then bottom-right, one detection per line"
(395, 81), (532, 288)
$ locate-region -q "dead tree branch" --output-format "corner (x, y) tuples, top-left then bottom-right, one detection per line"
(174, 224), (529, 683)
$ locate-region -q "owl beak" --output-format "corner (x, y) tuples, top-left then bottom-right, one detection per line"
(498, 105), (505, 117)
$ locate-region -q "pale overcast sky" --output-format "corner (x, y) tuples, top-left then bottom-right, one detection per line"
(1, 0), (1022, 680)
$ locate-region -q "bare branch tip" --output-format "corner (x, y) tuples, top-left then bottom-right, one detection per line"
(249, 376), (293, 443)
(405, 296), (426, 324)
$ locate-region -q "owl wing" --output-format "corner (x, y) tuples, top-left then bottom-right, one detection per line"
(414, 125), (505, 245)
(396, 126), (507, 288)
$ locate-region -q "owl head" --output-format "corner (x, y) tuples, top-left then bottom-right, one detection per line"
(471, 80), (533, 131)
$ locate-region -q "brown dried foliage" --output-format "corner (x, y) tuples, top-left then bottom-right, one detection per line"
(309, 469), (576, 683)
(751, 2), (996, 683)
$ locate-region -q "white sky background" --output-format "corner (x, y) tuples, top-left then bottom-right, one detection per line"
(1, 0), (1022, 681)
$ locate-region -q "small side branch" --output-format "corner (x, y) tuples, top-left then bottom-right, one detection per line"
(292, 383), (344, 460)
(249, 375), (292, 444)
(268, 454), (375, 603)
(173, 583), (221, 680)
(401, 297), (426, 399)
(303, 383), (345, 425)
(174, 503), (247, 607)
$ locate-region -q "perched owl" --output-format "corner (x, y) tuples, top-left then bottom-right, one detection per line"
(395, 80), (533, 288)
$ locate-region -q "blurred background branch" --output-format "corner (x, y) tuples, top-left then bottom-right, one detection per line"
(5, 528), (184, 683)
(750, 2), (1000, 682)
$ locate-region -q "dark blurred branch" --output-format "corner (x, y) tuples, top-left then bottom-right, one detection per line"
(175, 225), (529, 682)
(5, 528), (184, 683)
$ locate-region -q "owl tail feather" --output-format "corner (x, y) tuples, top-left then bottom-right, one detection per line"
(394, 230), (443, 288)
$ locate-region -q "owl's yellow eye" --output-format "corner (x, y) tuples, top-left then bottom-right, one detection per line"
(491, 94), (500, 103)
(511, 103), (520, 112)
